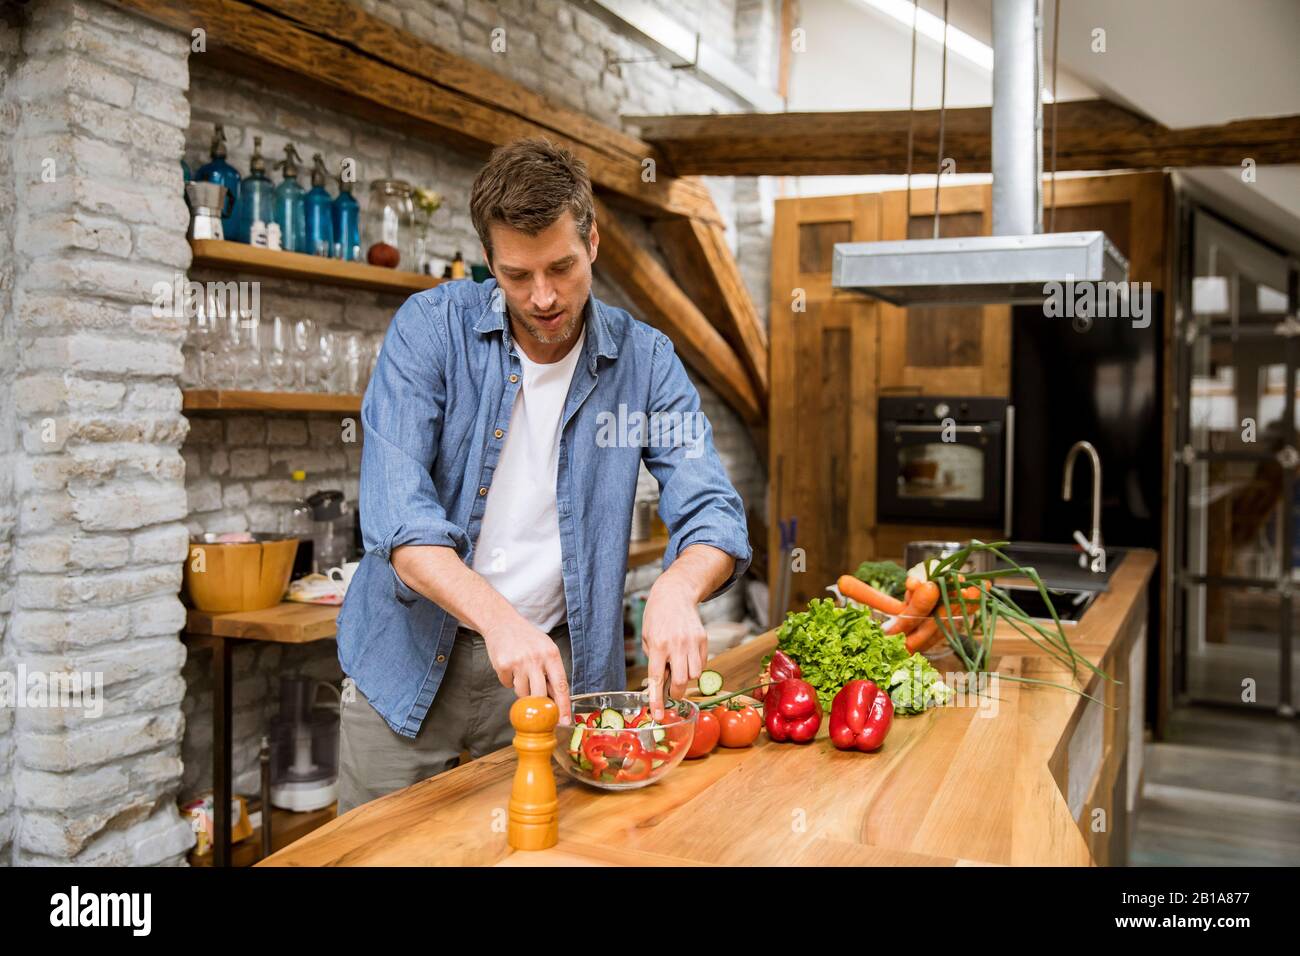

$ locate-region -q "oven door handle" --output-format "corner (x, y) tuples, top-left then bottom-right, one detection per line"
(892, 424), (986, 435)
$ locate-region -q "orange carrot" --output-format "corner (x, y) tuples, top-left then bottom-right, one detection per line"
(906, 617), (942, 653)
(884, 581), (940, 635)
(838, 575), (905, 615)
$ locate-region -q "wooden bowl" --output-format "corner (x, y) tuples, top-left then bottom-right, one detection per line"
(184, 534), (300, 613)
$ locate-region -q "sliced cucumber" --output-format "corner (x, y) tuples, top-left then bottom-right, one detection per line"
(651, 727), (666, 744)
(651, 758), (667, 769)
(568, 725), (585, 754)
(578, 753), (593, 772)
(698, 670), (724, 696)
(655, 741), (671, 753)
(599, 708), (625, 730)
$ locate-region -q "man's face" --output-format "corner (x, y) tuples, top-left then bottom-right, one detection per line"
(487, 210), (598, 349)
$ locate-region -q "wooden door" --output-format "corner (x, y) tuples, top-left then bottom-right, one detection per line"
(769, 194), (879, 619)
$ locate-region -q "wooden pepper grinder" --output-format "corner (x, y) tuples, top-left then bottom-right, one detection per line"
(507, 696), (559, 851)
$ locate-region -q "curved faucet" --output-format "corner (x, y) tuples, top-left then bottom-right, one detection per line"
(1062, 440), (1105, 574)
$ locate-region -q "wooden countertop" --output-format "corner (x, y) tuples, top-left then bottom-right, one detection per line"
(261, 550), (1156, 867)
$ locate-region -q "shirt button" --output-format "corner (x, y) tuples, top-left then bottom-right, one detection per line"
(436, 654), (446, 663)
(478, 486), (488, 496)
(509, 374), (519, 383)
(494, 428), (504, 439)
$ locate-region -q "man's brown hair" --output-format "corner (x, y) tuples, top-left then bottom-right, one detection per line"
(470, 138), (595, 263)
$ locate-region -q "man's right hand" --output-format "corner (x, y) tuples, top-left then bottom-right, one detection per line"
(482, 617), (572, 723)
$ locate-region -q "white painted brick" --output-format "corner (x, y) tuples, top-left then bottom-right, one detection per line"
(15, 533), (130, 573)
(18, 492), (75, 535)
(10, 606), (130, 652)
(18, 708), (185, 774)
(18, 564), (182, 610)
(71, 482), (189, 531)
(132, 223), (191, 269)
(133, 77), (189, 127)
(22, 333), (183, 377)
(20, 212), (133, 258)
(15, 764), (129, 813)
(129, 525), (188, 565)
(129, 595), (187, 638)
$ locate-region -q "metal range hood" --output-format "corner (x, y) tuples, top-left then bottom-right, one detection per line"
(832, 0), (1129, 307)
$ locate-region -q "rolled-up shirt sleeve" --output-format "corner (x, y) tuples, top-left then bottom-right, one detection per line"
(360, 293), (470, 565)
(641, 332), (752, 602)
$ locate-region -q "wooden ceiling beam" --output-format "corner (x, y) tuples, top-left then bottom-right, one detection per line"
(627, 100), (1300, 176)
(652, 218), (769, 401)
(593, 199), (763, 429)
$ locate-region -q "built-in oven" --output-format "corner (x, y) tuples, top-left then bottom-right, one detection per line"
(877, 396), (1012, 528)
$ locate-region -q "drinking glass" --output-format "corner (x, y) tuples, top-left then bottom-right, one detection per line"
(291, 318), (316, 392)
(183, 291), (220, 387)
(315, 328), (340, 393)
(206, 295), (240, 388)
(236, 308), (264, 389)
(341, 332), (369, 394)
(264, 315), (296, 390)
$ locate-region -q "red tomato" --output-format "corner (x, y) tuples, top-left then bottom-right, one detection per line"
(716, 704), (762, 748)
(685, 710), (720, 759)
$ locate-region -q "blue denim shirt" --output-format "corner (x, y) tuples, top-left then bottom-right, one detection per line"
(336, 278), (752, 737)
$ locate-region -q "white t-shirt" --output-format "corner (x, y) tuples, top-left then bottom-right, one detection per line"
(470, 326), (587, 632)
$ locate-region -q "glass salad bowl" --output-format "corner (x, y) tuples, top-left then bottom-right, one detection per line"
(555, 691), (697, 791)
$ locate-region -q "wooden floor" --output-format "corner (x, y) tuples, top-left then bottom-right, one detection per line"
(1130, 706), (1300, 866)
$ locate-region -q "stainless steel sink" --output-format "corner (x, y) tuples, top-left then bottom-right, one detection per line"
(995, 541), (1127, 592)
(998, 584), (1096, 625)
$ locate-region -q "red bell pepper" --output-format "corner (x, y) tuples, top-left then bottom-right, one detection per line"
(615, 749), (654, 782)
(763, 677), (822, 743)
(581, 732), (643, 775)
(829, 680), (894, 752)
(756, 649), (801, 701)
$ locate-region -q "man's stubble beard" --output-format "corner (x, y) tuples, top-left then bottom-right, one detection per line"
(509, 302), (583, 346)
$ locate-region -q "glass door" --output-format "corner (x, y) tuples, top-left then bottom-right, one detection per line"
(1173, 203), (1299, 716)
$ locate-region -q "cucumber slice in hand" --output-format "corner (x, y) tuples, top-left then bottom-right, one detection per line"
(698, 670), (724, 696)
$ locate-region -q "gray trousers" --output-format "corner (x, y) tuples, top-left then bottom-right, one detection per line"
(337, 623), (572, 816)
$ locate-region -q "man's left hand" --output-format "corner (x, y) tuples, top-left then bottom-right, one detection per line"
(641, 575), (708, 720)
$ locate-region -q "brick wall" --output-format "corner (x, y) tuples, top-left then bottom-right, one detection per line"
(0, 3), (22, 864)
(2, 0), (195, 865)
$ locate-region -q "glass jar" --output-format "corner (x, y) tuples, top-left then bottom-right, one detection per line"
(364, 179), (415, 271)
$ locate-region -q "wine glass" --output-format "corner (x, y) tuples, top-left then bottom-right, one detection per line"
(291, 318), (316, 391)
(341, 332), (370, 395)
(264, 315), (295, 390)
(206, 293), (240, 388)
(314, 327), (340, 393)
(236, 308), (263, 389)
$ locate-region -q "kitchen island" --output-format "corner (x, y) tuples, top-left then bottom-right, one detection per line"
(261, 550), (1155, 867)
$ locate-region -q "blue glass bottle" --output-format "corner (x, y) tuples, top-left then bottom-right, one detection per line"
(233, 136), (274, 244)
(304, 153), (335, 258)
(273, 143), (307, 254)
(195, 124), (240, 239)
(332, 169), (361, 261)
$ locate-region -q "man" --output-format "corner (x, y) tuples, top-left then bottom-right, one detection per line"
(335, 138), (751, 813)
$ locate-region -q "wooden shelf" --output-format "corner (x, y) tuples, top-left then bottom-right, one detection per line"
(189, 239), (440, 296)
(184, 601), (341, 645)
(183, 389), (362, 413)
